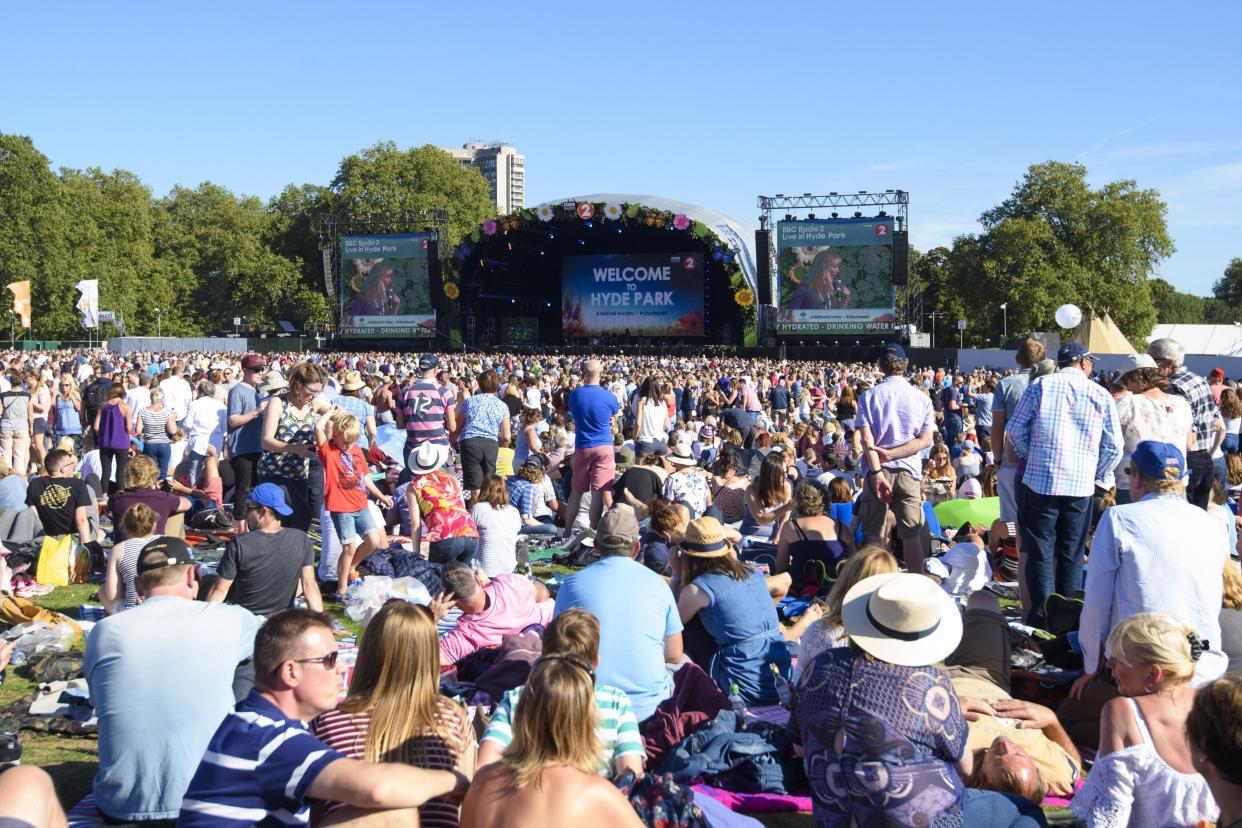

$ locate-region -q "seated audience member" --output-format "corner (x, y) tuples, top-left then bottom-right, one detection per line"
(676, 516), (791, 705)
(1221, 554), (1242, 675)
(107, 454), (193, 542)
(0, 766), (67, 828)
(789, 572), (1047, 827)
(1068, 441), (1227, 744)
(469, 474), (523, 577)
(637, 498), (688, 575)
(553, 505), (684, 723)
(180, 609), (468, 826)
(26, 447), (95, 546)
(946, 592), (1082, 802)
(797, 545), (899, 671)
(100, 502), (158, 612)
(460, 656), (644, 828)
(430, 561), (554, 666)
(206, 482), (323, 615)
(477, 608), (645, 779)
(1071, 613), (1220, 828)
(313, 601), (476, 827)
(406, 441), (481, 563)
(927, 525), (993, 600)
(774, 482), (850, 578)
(708, 451), (749, 525)
(86, 538), (262, 824)
(612, 451), (668, 517)
(1186, 675), (1242, 827)
(506, 457), (559, 537)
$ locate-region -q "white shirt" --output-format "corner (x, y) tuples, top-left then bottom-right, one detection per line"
(469, 503), (522, 577)
(1080, 493), (1226, 682)
(184, 396), (227, 456)
(125, 386), (151, 420)
(158, 376), (192, 421)
(938, 541), (992, 597)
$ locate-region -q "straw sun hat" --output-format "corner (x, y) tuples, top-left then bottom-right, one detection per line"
(841, 573), (963, 666)
(681, 516), (731, 558)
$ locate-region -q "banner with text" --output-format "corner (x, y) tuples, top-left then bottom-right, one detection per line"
(340, 233), (435, 338)
(776, 218), (896, 335)
(561, 252), (704, 337)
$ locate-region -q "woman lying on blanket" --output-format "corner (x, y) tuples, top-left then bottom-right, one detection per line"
(476, 608), (645, 780)
(460, 647), (644, 828)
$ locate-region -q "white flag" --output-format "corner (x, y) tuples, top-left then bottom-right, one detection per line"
(76, 280), (99, 329)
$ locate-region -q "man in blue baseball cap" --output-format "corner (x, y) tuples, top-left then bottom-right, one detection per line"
(206, 481), (322, 615)
(1063, 438), (1227, 747)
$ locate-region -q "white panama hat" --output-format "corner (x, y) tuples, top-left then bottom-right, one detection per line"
(841, 573), (963, 666)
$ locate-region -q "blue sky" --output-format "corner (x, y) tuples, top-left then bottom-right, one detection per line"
(3, 2), (1239, 295)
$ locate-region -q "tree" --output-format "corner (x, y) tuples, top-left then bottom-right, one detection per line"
(1212, 258), (1242, 309)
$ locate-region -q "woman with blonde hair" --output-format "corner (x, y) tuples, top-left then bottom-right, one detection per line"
(100, 502), (158, 613)
(108, 454), (194, 542)
(1220, 556), (1242, 675)
(314, 601), (476, 828)
(460, 656), (643, 828)
(135, 387), (177, 480)
(259, 361), (329, 531)
(52, 373), (85, 457)
(796, 545), (900, 671)
(1071, 612), (1219, 828)
(1186, 675), (1242, 827)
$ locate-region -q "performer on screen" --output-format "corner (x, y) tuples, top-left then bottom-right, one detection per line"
(349, 261), (401, 318)
(787, 251), (851, 310)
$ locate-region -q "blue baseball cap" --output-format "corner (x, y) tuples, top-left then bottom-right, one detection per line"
(883, 342), (907, 360)
(247, 482), (293, 516)
(1130, 440), (1186, 481)
(1057, 342), (1097, 366)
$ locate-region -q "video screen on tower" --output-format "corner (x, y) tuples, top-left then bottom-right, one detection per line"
(340, 233), (436, 338)
(775, 218), (896, 335)
(561, 252), (704, 337)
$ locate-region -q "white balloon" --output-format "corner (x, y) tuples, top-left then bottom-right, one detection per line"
(1055, 304), (1082, 329)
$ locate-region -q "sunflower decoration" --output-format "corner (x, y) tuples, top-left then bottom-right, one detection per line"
(734, 288), (755, 307)
(444, 282), (461, 301)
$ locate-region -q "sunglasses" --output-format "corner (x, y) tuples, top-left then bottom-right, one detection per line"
(291, 651), (339, 670)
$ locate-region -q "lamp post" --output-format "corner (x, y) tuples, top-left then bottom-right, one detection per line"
(927, 310), (940, 349)
(155, 308), (161, 339)
(1000, 302), (1008, 343)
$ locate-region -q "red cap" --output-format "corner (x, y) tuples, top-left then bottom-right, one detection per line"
(1210, 367), (1225, 379)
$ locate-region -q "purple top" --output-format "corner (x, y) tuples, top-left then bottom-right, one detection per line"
(854, 376), (937, 477)
(98, 402), (131, 452)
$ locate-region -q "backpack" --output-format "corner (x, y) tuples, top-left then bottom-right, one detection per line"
(84, 380), (107, 414)
(188, 507), (236, 533)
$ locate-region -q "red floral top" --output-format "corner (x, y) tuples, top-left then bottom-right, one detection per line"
(410, 471), (478, 543)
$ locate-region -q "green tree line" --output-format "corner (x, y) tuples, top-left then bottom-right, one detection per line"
(904, 161), (1240, 347)
(0, 135), (495, 339)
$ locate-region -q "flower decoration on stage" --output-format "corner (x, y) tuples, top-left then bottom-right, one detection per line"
(482, 219), (498, 236)
(673, 213), (690, 231)
(734, 288), (755, 307)
(536, 205), (555, 222)
(603, 202), (623, 221)
(443, 282), (461, 301)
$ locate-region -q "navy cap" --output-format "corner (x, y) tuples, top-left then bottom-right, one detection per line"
(1057, 342), (1096, 365)
(418, 353), (439, 371)
(883, 342), (907, 360)
(1130, 440), (1186, 481)
(136, 536), (194, 573)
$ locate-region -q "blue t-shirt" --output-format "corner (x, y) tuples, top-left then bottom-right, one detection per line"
(85, 597), (262, 821)
(179, 690), (343, 827)
(569, 384), (619, 449)
(226, 383), (261, 457)
(555, 556), (682, 721)
(459, 393), (509, 443)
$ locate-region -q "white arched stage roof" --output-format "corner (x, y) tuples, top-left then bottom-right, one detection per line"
(535, 194), (761, 292)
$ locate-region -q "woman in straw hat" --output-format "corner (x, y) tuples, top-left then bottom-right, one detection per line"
(789, 572), (1045, 827)
(333, 370), (378, 452)
(676, 516), (791, 705)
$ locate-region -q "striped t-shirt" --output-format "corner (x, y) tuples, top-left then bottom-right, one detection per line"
(402, 379), (455, 448)
(179, 690), (342, 827)
(480, 683), (645, 773)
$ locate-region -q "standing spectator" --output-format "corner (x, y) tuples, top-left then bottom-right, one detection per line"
(136, 388), (176, 480)
(52, 375), (84, 457)
(316, 410), (392, 589)
(205, 482), (323, 615)
(634, 377), (671, 458)
(855, 343), (937, 573)
(973, 379), (995, 444)
(258, 361), (328, 532)
(94, 384), (133, 497)
(1207, 366), (1228, 403)
(565, 359), (620, 530)
(123, 369), (151, 417)
(397, 353), (456, 451)
(1149, 337), (1223, 509)
(226, 354), (267, 516)
(83, 360), (116, 449)
(158, 363), (192, 428)
(457, 368), (511, 504)
(332, 371), (378, 451)
(1006, 342), (1121, 628)
(1220, 387), (1242, 455)
(1114, 353), (1194, 505)
(183, 380), (226, 487)
(941, 374), (964, 448)
(0, 371), (33, 476)
(28, 372), (51, 473)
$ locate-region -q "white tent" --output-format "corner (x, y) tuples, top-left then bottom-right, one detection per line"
(1148, 324), (1242, 357)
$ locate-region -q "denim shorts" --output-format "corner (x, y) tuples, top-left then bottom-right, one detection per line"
(331, 507), (378, 545)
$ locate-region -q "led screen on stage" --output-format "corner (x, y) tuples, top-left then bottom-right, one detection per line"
(776, 218), (896, 335)
(561, 252), (704, 337)
(340, 233), (436, 338)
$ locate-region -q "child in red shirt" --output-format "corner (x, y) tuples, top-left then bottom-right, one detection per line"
(316, 408), (392, 591)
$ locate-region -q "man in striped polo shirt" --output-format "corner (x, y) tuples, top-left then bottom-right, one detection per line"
(396, 353), (457, 451)
(179, 610), (466, 827)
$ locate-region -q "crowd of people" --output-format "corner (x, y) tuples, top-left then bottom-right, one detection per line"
(0, 337), (1241, 828)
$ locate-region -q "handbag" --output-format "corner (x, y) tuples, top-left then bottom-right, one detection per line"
(34, 535), (73, 587)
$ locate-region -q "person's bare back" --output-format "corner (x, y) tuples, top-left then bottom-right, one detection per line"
(460, 764), (642, 828)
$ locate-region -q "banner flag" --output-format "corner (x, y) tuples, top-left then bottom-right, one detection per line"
(6, 281), (30, 328)
(76, 280), (99, 329)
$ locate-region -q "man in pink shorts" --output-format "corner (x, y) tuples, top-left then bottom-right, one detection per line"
(566, 359), (620, 529)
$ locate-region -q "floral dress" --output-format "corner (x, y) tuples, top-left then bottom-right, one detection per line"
(410, 471), (478, 543)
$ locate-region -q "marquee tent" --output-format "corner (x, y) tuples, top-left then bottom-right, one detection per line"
(1148, 324), (1242, 357)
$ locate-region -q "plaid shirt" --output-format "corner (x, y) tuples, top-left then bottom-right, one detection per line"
(1166, 369), (1220, 453)
(1006, 368), (1121, 498)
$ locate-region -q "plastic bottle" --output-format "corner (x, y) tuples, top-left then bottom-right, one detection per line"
(770, 663), (794, 708)
(727, 682), (747, 721)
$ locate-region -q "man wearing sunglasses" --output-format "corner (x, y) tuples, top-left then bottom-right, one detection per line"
(86, 538), (263, 826)
(181, 609), (467, 826)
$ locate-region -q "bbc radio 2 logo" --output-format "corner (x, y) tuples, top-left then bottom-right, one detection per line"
(874, 224), (889, 238)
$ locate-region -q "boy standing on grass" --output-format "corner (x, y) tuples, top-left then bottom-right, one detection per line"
(316, 409), (391, 595)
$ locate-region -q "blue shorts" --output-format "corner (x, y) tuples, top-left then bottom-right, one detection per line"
(331, 507), (379, 545)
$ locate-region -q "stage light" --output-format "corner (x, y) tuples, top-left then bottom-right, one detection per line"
(511, 299), (516, 304)
(807, 213), (816, 220)
(577, 239), (585, 246)
(803, 192), (812, 197)
(784, 213), (794, 221)
(853, 211), (862, 218)
(831, 212), (839, 219)
(547, 232), (556, 239)
(878, 210), (888, 217)
(858, 190), (866, 194)
(830, 192), (837, 196)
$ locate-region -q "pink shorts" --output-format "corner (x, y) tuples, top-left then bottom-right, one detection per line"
(571, 445), (616, 493)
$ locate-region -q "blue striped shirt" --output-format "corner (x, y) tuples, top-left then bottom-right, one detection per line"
(179, 691), (343, 827)
(1006, 368), (1122, 498)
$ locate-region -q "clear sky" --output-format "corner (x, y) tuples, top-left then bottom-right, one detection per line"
(3, 1), (1239, 295)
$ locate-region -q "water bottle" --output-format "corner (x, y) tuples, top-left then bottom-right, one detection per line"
(770, 663), (794, 708)
(9, 650), (26, 668)
(727, 682), (747, 721)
